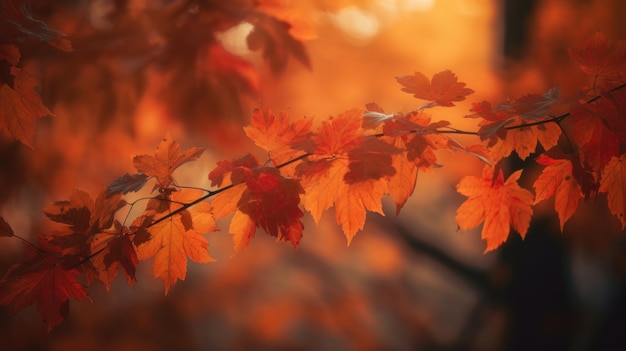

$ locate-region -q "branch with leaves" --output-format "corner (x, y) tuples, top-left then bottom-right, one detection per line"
(1, 30), (625, 332)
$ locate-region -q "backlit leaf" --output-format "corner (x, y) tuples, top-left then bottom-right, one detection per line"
(533, 155), (582, 230)
(599, 155), (626, 228)
(396, 70), (474, 107)
(456, 167), (533, 253)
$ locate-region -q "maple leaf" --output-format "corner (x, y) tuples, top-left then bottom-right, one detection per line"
(0, 244), (89, 332)
(395, 70), (474, 107)
(234, 166), (305, 252)
(466, 101), (515, 145)
(0, 216), (14, 237)
(344, 138), (402, 184)
(294, 108), (390, 242)
(89, 221), (139, 290)
(133, 134), (205, 190)
(209, 153), (261, 187)
(106, 173), (150, 197)
(243, 106), (312, 164)
(599, 155), (626, 229)
(209, 152), (305, 252)
(0, 66), (53, 147)
(569, 104), (620, 171)
(533, 155), (582, 230)
(247, 13), (311, 74)
(137, 189), (216, 294)
(488, 120), (561, 162)
(569, 32), (626, 89)
(502, 87), (560, 120)
(42, 190), (126, 256)
(456, 167), (534, 253)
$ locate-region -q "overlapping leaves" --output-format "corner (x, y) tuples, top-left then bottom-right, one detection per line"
(2, 33), (626, 332)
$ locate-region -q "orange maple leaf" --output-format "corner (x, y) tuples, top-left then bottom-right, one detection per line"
(133, 134), (205, 190)
(456, 167), (534, 253)
(137, 189), (216, 294)
(379, 110), (453, 213)
(599, 155), (626, 229)
(243, 106), (312, 164)
(0, 66), (53, 147)
(395, 70), (474, 107)
(0, 244), (90, 332)
(488, 119), (561, 162)
(295, 109), (389, 242)
(533, 155), (582, 230)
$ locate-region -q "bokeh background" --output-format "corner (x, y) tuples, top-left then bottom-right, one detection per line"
(1, 0), (626, 350)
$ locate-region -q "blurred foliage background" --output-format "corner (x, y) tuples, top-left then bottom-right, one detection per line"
(1, 0), (626, 350)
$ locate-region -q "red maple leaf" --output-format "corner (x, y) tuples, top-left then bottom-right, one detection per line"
(0, 244), (89, 332)
(569, 32), (626, 89)
(209, 153), (304, 252)
(569, 103), (620, 171)
(456, 167), (534, 253)
(395, 70), (474, 107)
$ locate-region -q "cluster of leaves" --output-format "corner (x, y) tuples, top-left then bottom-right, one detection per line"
(0, 0), (314, 142)
(1, 24), (625, 331)
(0, 0), (72, 147)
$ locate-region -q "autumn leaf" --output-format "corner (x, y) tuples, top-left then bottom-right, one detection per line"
(569, 104), (620, 171)
(208, 152), (305, 252)
(502, 87), (560, 120)
(89, 221), (139, 290)
(133, 134), (205, 190)
(456, 167), (534, 253)
(235, 166), (305, 252)
(243, 106), (312, 164)
(599, 155), (626, 228)
(488, 119), (561, 162)
(247, 12), (311, 74)
(344, 138), (402, 184)
(533, 155), (582, 230)
(0, 245), (89, 332)
(0, 66), (53, 147)
(0, 216), (14, 237)
(377, 109), (456, 213)
(106, 173), (150, 197)
(569, 32), (626, 89)
(256, 0), (317, 41)
(137, 189), (216, 294)
(395, 70), (474, 107)
(294, 108), (390, 242)
(42, 190), (126, 256)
